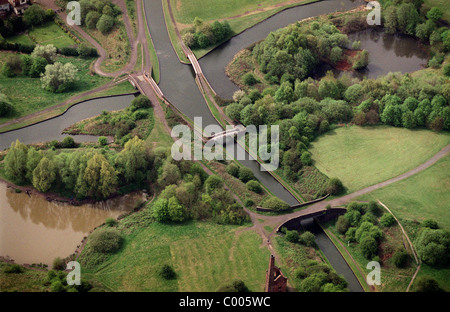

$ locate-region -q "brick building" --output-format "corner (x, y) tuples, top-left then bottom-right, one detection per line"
(264, 255), (288, 292)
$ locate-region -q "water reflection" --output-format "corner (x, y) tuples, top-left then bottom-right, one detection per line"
(0, 182), (144, 265)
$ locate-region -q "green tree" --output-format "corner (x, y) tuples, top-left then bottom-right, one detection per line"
(96, 14), (115, 34)
(360, 236), (378, 259)
(40, 62), (78, 93)
(4, 140), (28, 184)
(414, 276), (444, 292)
(32, 157), (56, 192)
(31, 44), (57, 64)
(205, 175), (224, 194)
(158, 161), (181, 187)
(246, 180), (262, 193)
(85, 11), (100, 29)
(167, 196), (187, 222)
(23, 4), (46, 26)
(115, 136), (150, 184)
(383, 6), (398, 34)
(83, 153), (117, 198)
(153, 198), (170, 223)
(0, 93), (13, 117)
(415, 228), (449, 266)
(238, 167), (255, 183)
(426, 7), (443, 22)
(226, 103), (244, 121)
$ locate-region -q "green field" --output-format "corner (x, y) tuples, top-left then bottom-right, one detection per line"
(0, 53), (111, 125)
(309, 126), (450, 193)
(81, 217), (270, 292)
(358, 155), (450, 231)
(423, 0), (450, 23)
(6, 21), (77, 49)
(171, 0), (309, 24)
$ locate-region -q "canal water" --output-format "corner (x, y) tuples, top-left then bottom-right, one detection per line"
(0, 182), (145, 266)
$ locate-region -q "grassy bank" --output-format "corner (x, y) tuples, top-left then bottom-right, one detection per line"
(309, 126), (450, 193)
(79, 211), (270, 291)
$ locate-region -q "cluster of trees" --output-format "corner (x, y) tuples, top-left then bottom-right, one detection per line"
(3, 136), (154, 199)
(383, 2), (449, 53)
(182, 17), (232, 49)
(252, 20), (368, 85)
(225, 162), (265, 194)
(1, 44), (79, 93)
(0, 4), (55, 39)
(293, 259), (348, 292)
(152, 160), (250, 225)
(78, 0), (121, 34)
(415, 220), (449, 267)
(336, 202), (391, 260)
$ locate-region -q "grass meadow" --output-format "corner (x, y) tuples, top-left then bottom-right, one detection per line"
(80, 218), (270, 292)
(309, 126), (450, 193)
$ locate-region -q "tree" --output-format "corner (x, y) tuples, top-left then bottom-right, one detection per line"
(392, 250), (408, 268)
(415, 228), (450, 266)
(330, 46), (342, 65)
(85, 11), (100, 29)
(29, 56), (48, 78)
(23, 4), (46, 26)
(159, 264), (176, 280)
(205, 175), (223, 194)
(115, 136), (150, 184)
(360, 236), (378, 259)
(167, 196), (187, 222)
(83, 153), (117, 198)
(336, 215), (350, 234)
(153, 198), (170, 222)
(0, 93), (13, 117)
(158, 161), (181, 187)
(414, 276), (444, 292)
(32, 157), (56, 192)
(225, 103), (244, 121)
(96, 14), (115, 34)
(226, 163), (239, 177)
(384, 6), (398, 34)
(262, 196), (290, 211)
(238, 167), (255, 183)
(299, 231), (316, 247)
(31, 44), (57, 64)
(89, 228), (123, 253)
(246, 180), (262, 193)
(352, 50), (369, 70)
(380, 213), (396, 227)
(344, 84), (363, 104)
(422, 219), (439, 229)
(285, 230), (300, 243)
(426, 7), (443, 22)
(326, 177), (344, 195)
(396, 3), (420, 35)
(4, 140), (28, 184)
(300, 151), (312, 166)
(41, 62), (78, 93)
(242, 72), (258, 86)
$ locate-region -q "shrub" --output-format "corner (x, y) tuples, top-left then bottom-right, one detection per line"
(360, 236), (378, 259)
(444, 64), (450, 77)
(51, 280), (65, 292)
(392, 250), (408, 268)
(205, 175), (223, 194)
(61, 136), (76, 148)
(414, 276), (444, 292)
(89, 228), (123, 253)
(299, 231), (316, 247)
(285, 230), (300, 243)
(52, 257), (65, 271)
(246, 180), (262, 193)
(415, 228), (449, 266)
(217, 280), (249, 292)
(105, 217), (118, 227)
(98, 136), (108, 146)
(422, 219), (439, 229)
(326, 177), (344, 195)
(0, 93), (13, 117)
(132, 110), (149, 121)
(242, 72), (258, 86)
(31, 44), (57, 64)
(96, 14), (115, 34)
(226, 163), (239, 177)
(130, 95), (151, 111)
(368, 201), (382, 217)
(85, 11), (100, 29)
(159, 264), (176, 280)
(336, 215), (350, 234)
(262, 196), (290, 211)
(294, 267), (307, 279)
(352, 50), (369, 70)
(4, 264), (24, 274)
(379, 213), (396, 227)
(40, 62), (78, 93)
(238, 167), (255, 183)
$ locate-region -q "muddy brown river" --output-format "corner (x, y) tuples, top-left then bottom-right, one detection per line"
(0, 182), (146, 266)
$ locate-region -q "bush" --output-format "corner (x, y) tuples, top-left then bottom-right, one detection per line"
(130, 95), (151, 111)
(98, 136), (108, 146)
(422, 219), (439, 229)
(414, 276), (444, 292)
(132, 110), (149, 121)
(326, 177), (344, 195)
(4, 264), (24, 274)
(262, 196), (290, 211)
(392, 250), (408, 268)
(51, 280), (65, 292)
(205, 175), (223, 194)
(105, 217), (118, 227)
(61, 136), (76, 148)
(368, 201), (382, 217)
(299, 231), (316, 247)
(352, 50), (369, 70)
(0, 93), (13, 117)
(336, 215), (350, 234)
(217, 280), (249, 292)
(159, 264), (176, 280)
(285, 230), (300, 243)
(294, 267), (307, 279)
(89, 228), (123, 253)
(379, 213), (396, 227)
(360, 236), (378, 259)
(415, 228), (449, 266)
(444, 64), (450, 77)
(96, 14), (115, 34)
(242, 72), (258, 86)
(246, 180), (262, 193)
(226, 163), (239, 177)
(238, 167), (255, 183)
(52, 257), (65, 271)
